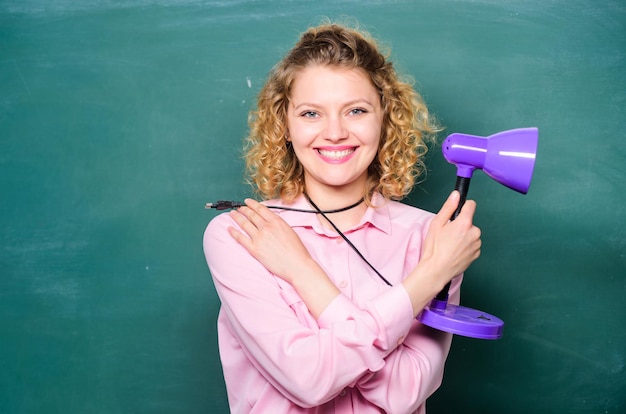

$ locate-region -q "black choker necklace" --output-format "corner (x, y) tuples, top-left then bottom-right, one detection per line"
(303, 193), (364, 214)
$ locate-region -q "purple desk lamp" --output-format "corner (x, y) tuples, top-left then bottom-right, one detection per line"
(418, 127), (539, 340)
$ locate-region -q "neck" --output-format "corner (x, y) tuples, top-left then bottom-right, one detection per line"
(304, 193), (364, 213)
(303, 181), (366, 209)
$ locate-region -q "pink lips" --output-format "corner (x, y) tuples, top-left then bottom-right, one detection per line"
(315, 146), (357, 164)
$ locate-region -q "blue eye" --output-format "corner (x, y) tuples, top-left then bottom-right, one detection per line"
(349, 108), (367, 115)
(301, 111), (318, 118)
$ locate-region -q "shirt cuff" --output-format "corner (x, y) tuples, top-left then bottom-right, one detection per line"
(317, 293), (359, 328)
(317, 285), (414, 351)
(369, 285), (414, 349)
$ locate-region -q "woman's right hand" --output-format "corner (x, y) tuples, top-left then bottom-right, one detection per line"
(227, 198), (340, 318)
(227, 198), (314, 283)
(402, 191), (482, 316)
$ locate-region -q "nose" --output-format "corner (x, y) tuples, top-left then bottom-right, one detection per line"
(324, 115), (348, 142)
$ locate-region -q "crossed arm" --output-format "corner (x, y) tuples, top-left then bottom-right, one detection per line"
(228, 191), (479, 318)
(204, 191), (479, 410)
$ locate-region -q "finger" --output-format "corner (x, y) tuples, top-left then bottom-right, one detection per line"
(431, 191), (461, 227)
(236, 202), (270, 230)
(236, 205), (259, 224)
(229, 209), (259, 235)
(456, 199), (477, 222)
(227, 226), (253, 251)
(244, 198), (276, 221)
(423, 193), (458, 257)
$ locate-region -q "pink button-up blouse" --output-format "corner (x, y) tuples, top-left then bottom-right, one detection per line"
(203, 193), (462, 413)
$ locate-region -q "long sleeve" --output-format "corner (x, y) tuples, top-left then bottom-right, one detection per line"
(354, 275), (463, 414)
(204, 196), (462, 413)
(204, 213), (415, 409)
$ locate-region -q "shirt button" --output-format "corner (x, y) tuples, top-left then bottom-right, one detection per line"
(339, 389), (347, 397)
(335, 237), (343, 244)
(338, 280), (348, 289)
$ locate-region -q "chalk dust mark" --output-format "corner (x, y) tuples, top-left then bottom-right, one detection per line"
(13, 59), (32, 97)
(516, 331), (609, 372)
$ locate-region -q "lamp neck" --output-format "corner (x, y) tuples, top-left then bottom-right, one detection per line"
(435, 175), (472, 302)
(451, 176), (472, 220)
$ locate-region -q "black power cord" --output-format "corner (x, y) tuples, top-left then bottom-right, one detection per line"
(205, 198), (364, 214)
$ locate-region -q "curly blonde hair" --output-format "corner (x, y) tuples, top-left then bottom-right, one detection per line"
(244, 22), (441, 205)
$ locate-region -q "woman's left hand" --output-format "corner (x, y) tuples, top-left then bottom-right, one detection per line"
(227, 198), (313, 283)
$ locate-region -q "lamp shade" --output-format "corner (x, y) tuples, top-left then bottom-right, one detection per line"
(443, 127), (539, 194)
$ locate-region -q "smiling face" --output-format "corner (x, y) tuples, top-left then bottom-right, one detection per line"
(286, 65), (383, 201)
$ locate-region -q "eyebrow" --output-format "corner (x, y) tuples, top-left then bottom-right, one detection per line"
(292, 99), (377, 111)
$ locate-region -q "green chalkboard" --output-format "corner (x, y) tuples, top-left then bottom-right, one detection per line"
(1, 1), (624, 413)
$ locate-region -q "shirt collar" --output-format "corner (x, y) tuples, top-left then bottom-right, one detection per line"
(266, 193), (392, 235)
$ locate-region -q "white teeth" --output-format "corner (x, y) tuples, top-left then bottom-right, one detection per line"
(318, 149), (354, 159)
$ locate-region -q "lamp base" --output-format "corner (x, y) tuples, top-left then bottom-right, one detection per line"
(418, 299), (504, 340)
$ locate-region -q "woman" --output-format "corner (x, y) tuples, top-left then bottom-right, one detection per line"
(204, 22), (481, 413)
